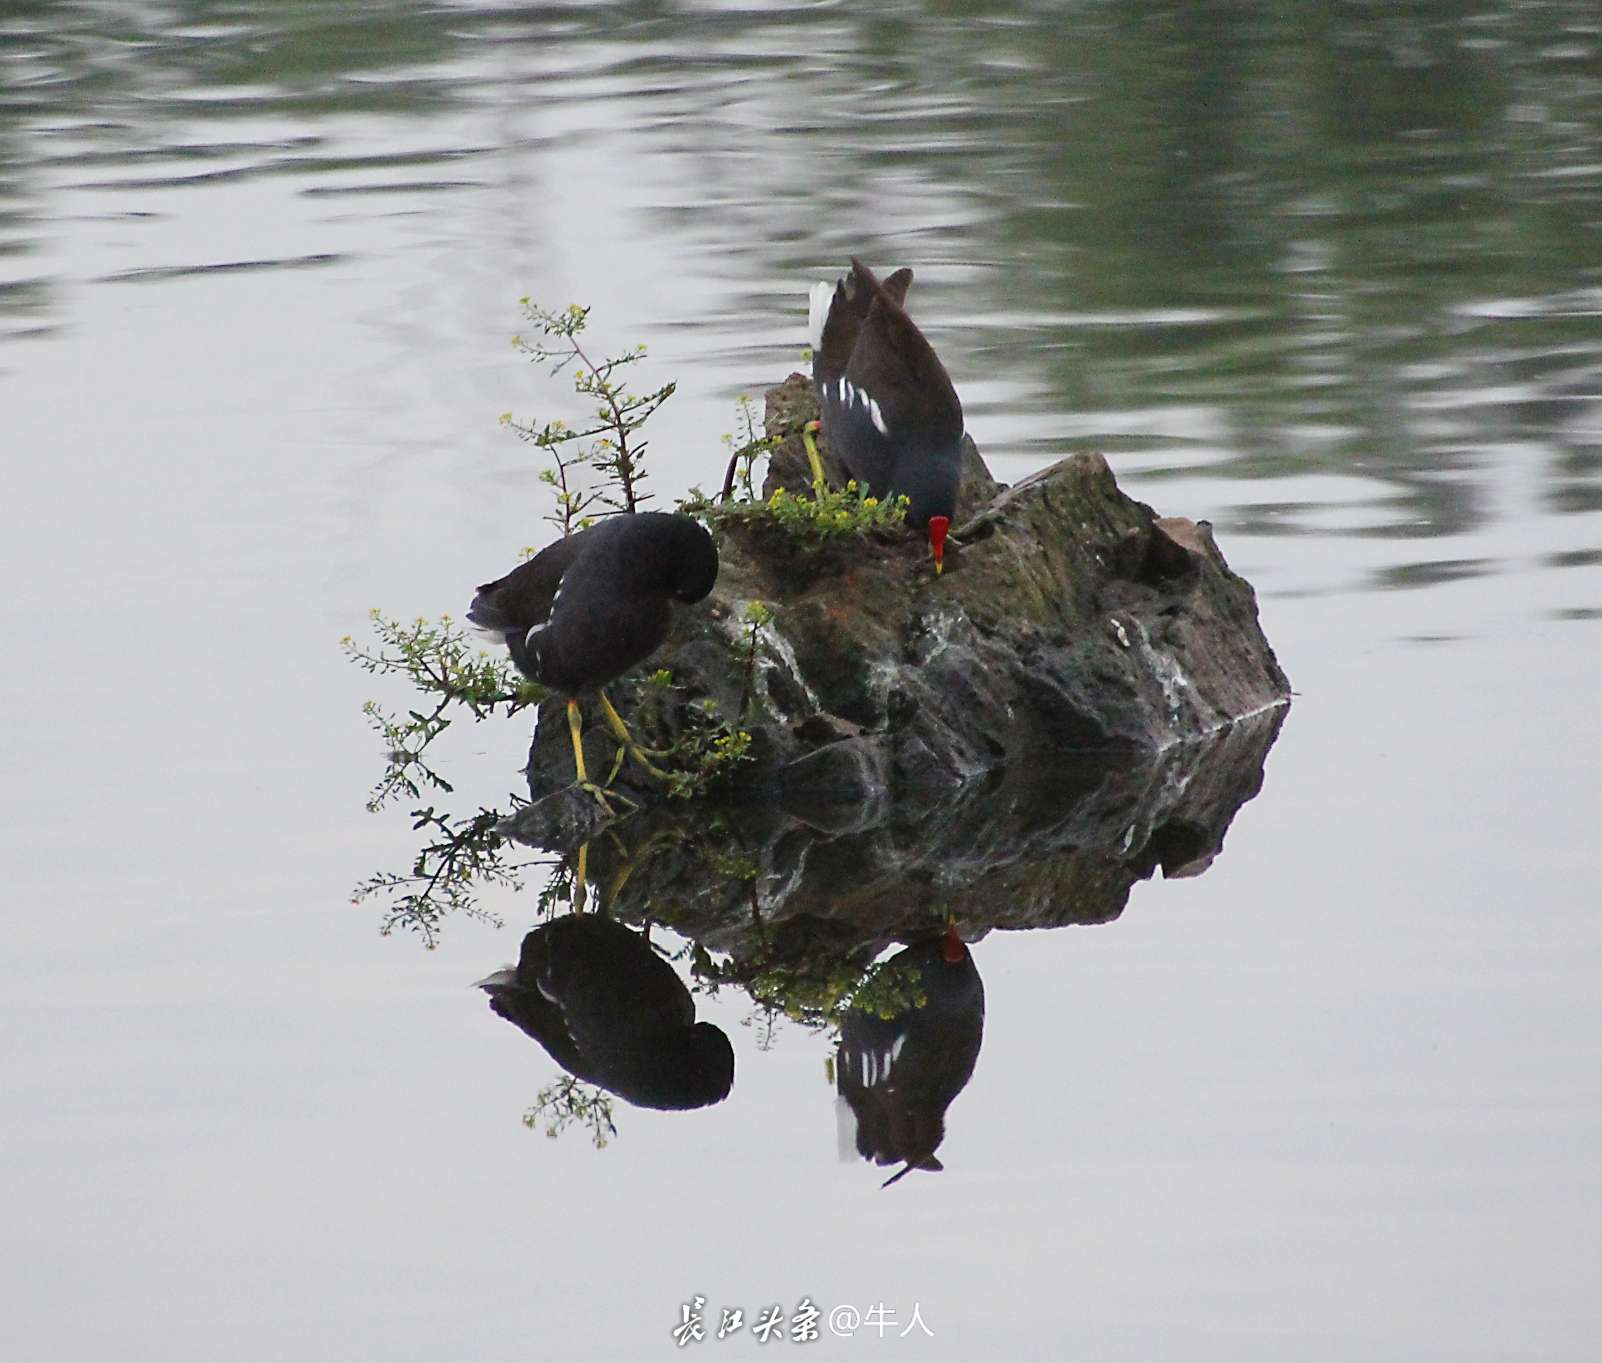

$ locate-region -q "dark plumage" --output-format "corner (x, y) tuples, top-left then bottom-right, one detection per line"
(467, 512), (718, 791)
(836, 926), (985, 1187)
(468, 511), (717, 695)
(809, 257), (965, 570)
(476, 915), (735, 1111)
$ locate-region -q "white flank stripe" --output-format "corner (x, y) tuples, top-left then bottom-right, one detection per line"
(868, 396), (888, 436)
(808, 280), (833, 350)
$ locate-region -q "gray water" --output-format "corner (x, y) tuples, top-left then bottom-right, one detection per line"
(4, 3), (1600, 1359)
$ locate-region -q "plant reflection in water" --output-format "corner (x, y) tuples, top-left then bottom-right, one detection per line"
(354, 700), (1283, 1172)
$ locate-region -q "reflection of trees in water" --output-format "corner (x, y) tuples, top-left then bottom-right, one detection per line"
(967, 3), (1601, 543)
(11, 4), (1594, 547)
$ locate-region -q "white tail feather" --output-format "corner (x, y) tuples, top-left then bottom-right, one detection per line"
(472, 966), (518, 991)
(836, 1095), (858, 1162)
(808, 280), (834, 350)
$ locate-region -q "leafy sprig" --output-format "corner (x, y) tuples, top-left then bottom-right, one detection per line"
(342, 611), (541, 811)
(681, 479), (910, 544)
(350, 806), (539, 948)
(719, 393), (781, 501)
(524, 1075), (618, 1148)
(502, 301), (674, 534)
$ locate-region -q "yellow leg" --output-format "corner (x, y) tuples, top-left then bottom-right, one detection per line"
(573, 840), (589, 913)
(603, 827), (676, 906)
(802, 419), (827, 492)
(597, 690), (670, 781)
(567, 698), (634, 811)
(566, 698), (589, 784)
(596, 688), (668, 756)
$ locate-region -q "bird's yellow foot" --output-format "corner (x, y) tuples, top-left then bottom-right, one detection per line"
(578, 779), (637, 814)
(568, 698), (633, 809)
(598, 690), (672, 782)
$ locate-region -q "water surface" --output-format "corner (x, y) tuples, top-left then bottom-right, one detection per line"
(3, 3), (1600, 1359)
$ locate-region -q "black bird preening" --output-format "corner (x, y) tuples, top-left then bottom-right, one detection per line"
(476, 915), (735, 1111)
(836, 924), (985, 1187)
(807, 257), (965, 574)
(467, 511), (718, 795)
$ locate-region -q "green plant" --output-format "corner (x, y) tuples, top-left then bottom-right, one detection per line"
(350, 806), (533, 947)
(343, 611), (542, 811)
(655, 695), (753, 800)
(523, 1075), (618, 1148)
(348, 307), (718, 810)
(737, 600), (772, 720)
(684, 934), (936, 1045)
(503, 301), (674, 534)
(718, 393), (780, 501)
(347, 305), (770, 948)
(681, 479), (910, 545)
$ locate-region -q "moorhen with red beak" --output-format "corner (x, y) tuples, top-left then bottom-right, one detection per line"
(468, 512), (718, 800)
(807, 257), (965, 574)
(836, 924), (985, 1187)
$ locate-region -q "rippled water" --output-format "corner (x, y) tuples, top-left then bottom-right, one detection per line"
(4, 4), (1600, 1360)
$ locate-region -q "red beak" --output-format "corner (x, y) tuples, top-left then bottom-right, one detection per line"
(942, 921), (966, 963)
(928, 516), (950, 575)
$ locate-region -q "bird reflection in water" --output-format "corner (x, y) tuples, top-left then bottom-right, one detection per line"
(836, 924), (985, 1187)
(476, 914), (734, 1113)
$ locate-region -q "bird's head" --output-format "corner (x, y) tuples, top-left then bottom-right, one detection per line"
(901, 445), (961, 577)
(668, 519), (720, 604)
(678, 1022), (736, 1106)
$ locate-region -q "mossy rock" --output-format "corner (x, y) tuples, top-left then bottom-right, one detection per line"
(512, 377), (1290, 842)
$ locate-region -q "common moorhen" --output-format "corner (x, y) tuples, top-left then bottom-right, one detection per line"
(808, 257), (965, 573)
(468, 512), (718, 796)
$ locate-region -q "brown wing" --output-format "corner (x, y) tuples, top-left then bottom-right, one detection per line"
(813, 259), (914, 388)
(845, 283), (962, 449)
(466, 531), (587, 636)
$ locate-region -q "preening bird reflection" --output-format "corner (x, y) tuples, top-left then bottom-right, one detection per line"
(836, 925), (985, 1189)
(476, 915), (734, 1113)
(358, 685), (1283, 1161)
